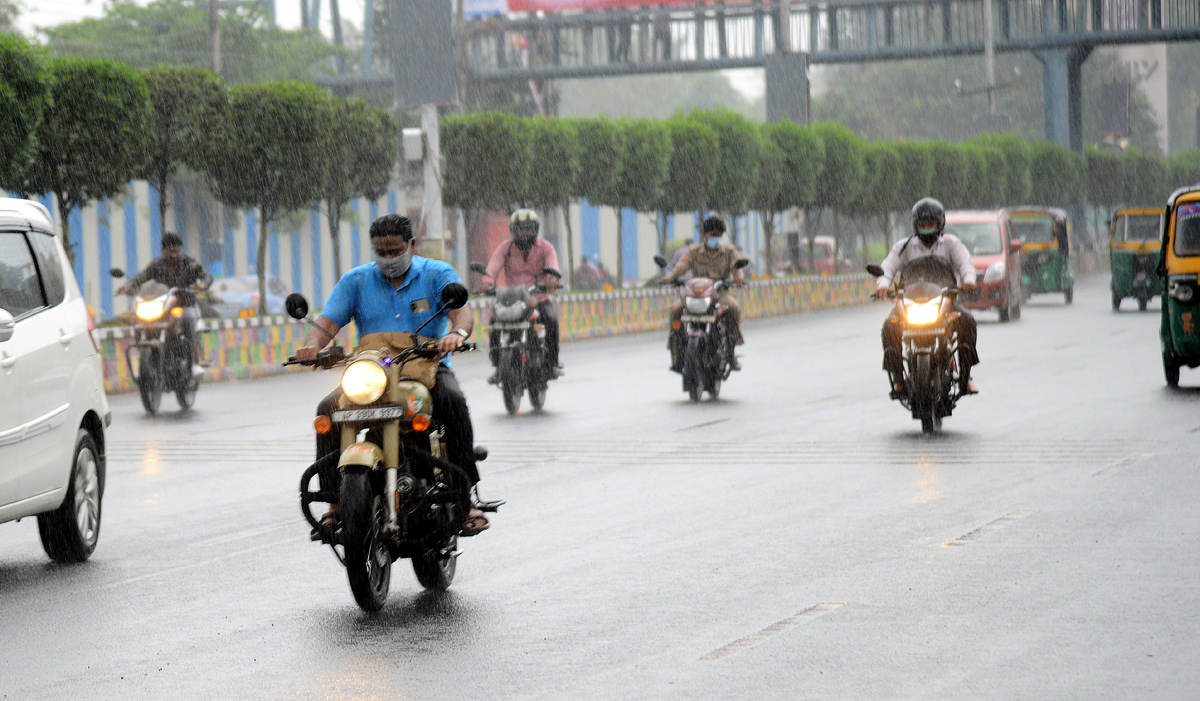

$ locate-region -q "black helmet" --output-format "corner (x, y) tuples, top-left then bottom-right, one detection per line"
(702, 215), (726, 235)
(510, 208), (540, 250)
(911, 198), (945, 245)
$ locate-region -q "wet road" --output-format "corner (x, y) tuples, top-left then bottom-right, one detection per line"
(2, 274), (1197, 700)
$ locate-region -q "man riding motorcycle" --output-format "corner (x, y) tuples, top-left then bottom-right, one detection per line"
(484, 209), (563, 384)
(294, 214), (489, 537)
(875, 198), (980, 395)
(116, 231), (211, 376)
(661, 215), (745, 372)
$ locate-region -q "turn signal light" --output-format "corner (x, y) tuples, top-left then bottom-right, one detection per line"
(411, 414), (431, 432)
(671, 320), (682, 330)
(170, 307), (184, 318)
(313, 415), (333, 434)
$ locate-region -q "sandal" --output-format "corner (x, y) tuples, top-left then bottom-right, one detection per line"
(459, 508), (490, 537)
(310, 507), (340, 541)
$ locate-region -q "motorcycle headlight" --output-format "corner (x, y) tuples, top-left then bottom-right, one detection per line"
(904, 299), (941, 326)
(685, 296), (711, 314)
(982, 261), (1006, 283)
(341, 360), (388, 405)
(136, 300), (165, 322)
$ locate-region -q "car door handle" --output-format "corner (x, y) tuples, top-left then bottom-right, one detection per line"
(59, 329), (75, 346)
(0, 353), (13, 368)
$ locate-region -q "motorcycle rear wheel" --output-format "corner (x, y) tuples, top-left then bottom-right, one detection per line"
(412, 535), (458, 591)
(684, 337), (703, 402)
(341, 471), (391, 612)
(138, 349), (162, 415)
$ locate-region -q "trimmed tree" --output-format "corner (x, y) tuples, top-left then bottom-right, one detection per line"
(691, 107), (762, 246)
(925, 140), (969, 209)
(0, 33), (52, 193)
(656, 116), (718, 254)
(18, 58), (150, 263)
(140, 66), (232, 235)
(523, 117), (580, 277)
(766, 121), (825, 271)
(1085, 146), (1127, 223)
(211, 81), (332, 314)
(320, 98), (396, 278)
(969, 132), (1032, 205)
(857, 141), (903, 264)
(1029, 141), (1083, 208)
(1125, 151), (1170, 208)
(811, 122), (865, 270)
(571, 117), (625, 281)
(888, 140), (934, 247)
(612, 118), (671, 286)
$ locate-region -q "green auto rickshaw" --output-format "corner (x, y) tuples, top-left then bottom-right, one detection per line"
(1006, 207), (1073, 303)
(1110, 207), (1165, 311)
(1160, 186), (1200, 387)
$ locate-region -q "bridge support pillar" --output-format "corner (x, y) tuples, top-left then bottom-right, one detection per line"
(765, 52), (810, 124)
(1035, 45), (1092, 153)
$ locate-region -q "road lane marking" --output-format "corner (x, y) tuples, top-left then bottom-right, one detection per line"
(944, 510), (1035, 546)
(1092, 453), (1154, 477)
(99, 541), (282, 591)
(674, 419), (730, 432)
(700, 603), (846, 661)
(803, 393), (849, 405)
(194, 519), (306, 547)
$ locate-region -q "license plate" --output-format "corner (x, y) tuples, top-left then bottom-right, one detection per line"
(681, 314), (715, 323)
(332, 406), (406, 423)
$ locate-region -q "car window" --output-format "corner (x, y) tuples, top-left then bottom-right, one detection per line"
(945, 223), (1002, 255)
(26, 232), (65, 306)
(0, 232), (48, 318)
(1174, 203), (1200, 257)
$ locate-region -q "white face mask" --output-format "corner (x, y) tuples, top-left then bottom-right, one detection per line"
(706, 237), (722, 249)
(375, 249), (413, 279)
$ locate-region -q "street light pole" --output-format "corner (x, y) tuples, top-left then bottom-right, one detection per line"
(984, 0), (995, 114)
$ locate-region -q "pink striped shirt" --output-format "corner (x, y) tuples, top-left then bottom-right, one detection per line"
(485, 239), (560, 302)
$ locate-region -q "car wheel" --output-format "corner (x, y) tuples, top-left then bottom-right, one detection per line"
(38, 429), (103, 563)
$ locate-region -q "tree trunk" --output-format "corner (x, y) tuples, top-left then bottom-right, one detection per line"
(832, 210), (842, 273)
(257, 209), (270, 315)
(729, 214), (739, 248)
(56, 194), (75, 268)
(327, 201), (343, 279)
(561, 203), (574, 289)
(615, 207), (624, 288)
(157, 179), (169, 238)
(760, 210), (774, 278)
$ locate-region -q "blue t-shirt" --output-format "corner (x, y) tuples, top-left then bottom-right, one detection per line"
(322, 256), (462, 360)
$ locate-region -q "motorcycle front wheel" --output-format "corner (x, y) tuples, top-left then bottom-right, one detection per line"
(138, 348), (162, 415)
(341, 470), (392, 612)
(684, 337), (703, 402)
(910, 353), (938, 434)
(412, 535), (458, 591)
(500, 348), (523, 415)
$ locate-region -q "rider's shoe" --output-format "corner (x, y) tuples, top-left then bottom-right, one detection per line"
(550, 365), (564, 379)
(889, 381), (907, 400)
(192, 364), (205, 377)
(963, 380), (979, 395)
(729, 356), (742, 371)
(486, 370), (500, 385)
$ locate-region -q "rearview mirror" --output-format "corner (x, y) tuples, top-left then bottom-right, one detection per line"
(1009, 239), (1022, 254)
(0, 308), (14, 343)
(109, 268), (125, 279)
(733, 258), (750, 270)
(653, 254), (668, 269)
(469, 263), (488, 275)
(441, 282), (469, 309)
(865, 264), (885, 277)
(285, 293), (309, 320)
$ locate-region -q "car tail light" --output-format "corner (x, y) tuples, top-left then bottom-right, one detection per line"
(86, 305), (101, 353)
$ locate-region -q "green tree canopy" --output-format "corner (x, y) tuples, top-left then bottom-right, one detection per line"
(572, 117), (625, 208)
(811, 122), (865, 213)
(0, 33), (52, 192)
(1029, 141), (1083, 208)
(925, 141), (970, 209)
(1125, 151), (1170, 208)
(1168, 150), (1200, 191)
(320, 98), (396, 277)
(690, 107), (762, 217)
(967, 132), (1031, 204)
(19, 57), (150, 259)
(442, 112), (529, 212)
(212, 81), (332, 312)
(45, 0), (351, 86)
(140, 66), (231, 228)
(889, 141), (934, 213)
(612, 118), (671, 284)
(767, 120), (824, 212)
(524, 117), (580, 210)
(1085, 147), (1127, 210)
(656, 116), (718, 216)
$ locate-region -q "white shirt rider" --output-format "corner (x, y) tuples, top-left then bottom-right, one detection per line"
(875, 233), (977, 292)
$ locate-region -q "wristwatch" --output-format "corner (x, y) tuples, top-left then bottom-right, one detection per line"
(454, 328), (470, 340)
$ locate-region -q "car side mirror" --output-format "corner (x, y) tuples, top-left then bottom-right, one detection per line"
(109, 268), (125, 279)
(285, 293), (309, 320)
(865, 264), (885, 277)
(441, 282), (469, 309)
(733, 258), (750, 270)
(1009, 239), (1022, 254)
(653, 254), (668, 269)
(0, 308), (14, 343)
(469, 263), (488, 275)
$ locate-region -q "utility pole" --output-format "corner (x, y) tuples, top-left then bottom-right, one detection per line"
(983, 0), (995, 114)
(210, 0), (224, 273)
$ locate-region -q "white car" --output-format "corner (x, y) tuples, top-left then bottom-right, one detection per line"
(0, 198), (110, 562)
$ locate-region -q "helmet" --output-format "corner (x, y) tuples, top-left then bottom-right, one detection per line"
(910, 198), (945, 245)
(510, 209), (540, 250)
(701, 215), (727, 235)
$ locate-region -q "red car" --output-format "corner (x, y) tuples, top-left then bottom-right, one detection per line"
(943, 210), (1023, 322)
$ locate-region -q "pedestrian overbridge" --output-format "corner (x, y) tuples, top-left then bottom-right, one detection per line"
(464, 0), (1200, 150)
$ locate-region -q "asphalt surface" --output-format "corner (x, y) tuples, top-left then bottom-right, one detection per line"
(2, 274), (1197, 700)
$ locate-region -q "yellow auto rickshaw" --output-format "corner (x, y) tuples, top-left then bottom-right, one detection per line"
(1160, 187), (1200, 386)
(1005, 207), (1073, 303)
(1110, 207), (1165, 311)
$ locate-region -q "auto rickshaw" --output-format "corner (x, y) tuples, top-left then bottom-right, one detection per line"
(1110, 207), (1165, 311)
(1159, 186), (1200, 387)
(1005, 207), (1073, 303)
